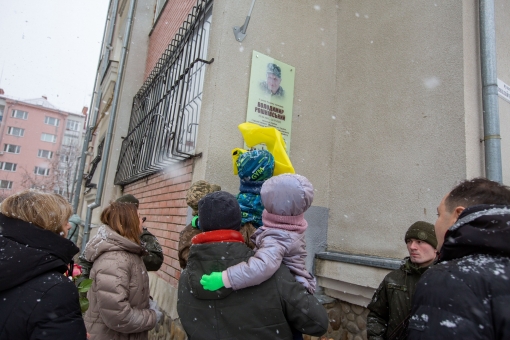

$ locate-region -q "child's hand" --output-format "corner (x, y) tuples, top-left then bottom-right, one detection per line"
(200, 272), (224, 291)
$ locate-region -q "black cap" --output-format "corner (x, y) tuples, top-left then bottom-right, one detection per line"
(198, 191), (241, 232)
(116, 194), (139, 208)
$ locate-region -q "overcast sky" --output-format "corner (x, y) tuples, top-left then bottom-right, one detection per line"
(0, 0), (109, 113)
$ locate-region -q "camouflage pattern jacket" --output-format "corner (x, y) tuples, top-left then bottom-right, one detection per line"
(79, 227), (163, 279)
(367, 258), (430, 340)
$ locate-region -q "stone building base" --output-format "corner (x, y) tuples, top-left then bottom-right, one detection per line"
(318, 298), (368, 340)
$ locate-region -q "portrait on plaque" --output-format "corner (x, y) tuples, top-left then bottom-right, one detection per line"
(246, 51), (295, 153)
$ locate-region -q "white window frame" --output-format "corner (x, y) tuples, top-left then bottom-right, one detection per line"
(66, 119), (81, 131)
(34, 166), (50, 176)
(41, 133), (57, 143)
(4, 144), (21, 154)
(38, 149), (53, 159)
(7, 127), (25, 137)
(62, 134), (78, 146)
(44, 116), (60, 126)
(54, 187), (66, 195)
(0, 180), (13, 189)
(0, 162), (17, 172)
(11, 110), (28, 120)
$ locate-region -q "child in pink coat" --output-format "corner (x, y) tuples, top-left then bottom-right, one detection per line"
(200, 173), (316, 294)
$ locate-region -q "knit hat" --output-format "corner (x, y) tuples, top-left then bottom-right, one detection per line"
(405, 221), (437, 249)
(260, 174), (313, 234)
(197, 191), (241, 232)
(116, 194), (139, 208)
(236, 149), (275, 182)
(261, 174), (314, 216)
(186, 180), (221, 216)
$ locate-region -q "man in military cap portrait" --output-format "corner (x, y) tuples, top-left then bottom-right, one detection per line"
(366, 221), (437, 340)
(260, 62), (284, 97)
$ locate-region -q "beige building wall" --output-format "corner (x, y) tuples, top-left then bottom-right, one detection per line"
(331, 1), (471, 258)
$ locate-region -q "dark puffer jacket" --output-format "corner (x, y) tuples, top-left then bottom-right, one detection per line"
(0, 213), (86, 339)
(367, 258), (430, 340)
(408, 205), (510, 339)
(177, 230), (329, 340)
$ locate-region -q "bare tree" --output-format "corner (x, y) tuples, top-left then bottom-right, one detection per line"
(19, 143), (81, 202)
(55, 144), (81, 202)
(19, 163), (59, 193)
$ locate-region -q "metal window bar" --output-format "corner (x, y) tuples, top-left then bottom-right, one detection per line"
(115, 0), (212, 186)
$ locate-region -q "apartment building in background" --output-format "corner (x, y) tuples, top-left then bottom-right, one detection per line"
(0, 90), (87, 201)
(74, 1), (510, 339)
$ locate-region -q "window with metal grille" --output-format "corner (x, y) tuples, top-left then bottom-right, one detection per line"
(115, 0), (212, 185)
(12, 110), (28, 120)
(8, 127), (24, 137)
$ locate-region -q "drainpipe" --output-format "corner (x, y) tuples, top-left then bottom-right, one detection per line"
(70, 156), (81, 203)
(72, 0), (119, 213)
(479, 0), (502, 183)
(81, 0), (137, 252)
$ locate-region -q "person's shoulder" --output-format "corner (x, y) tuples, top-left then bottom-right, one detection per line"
(26, 271), (77, 296)
(448, 253), (510, 279)
(257, 228), (293, 244)
(94, 249), (136, 265)
(180, 224), (201, 238)
(258, 227), (289, 237)
(377, 266), (406, 287)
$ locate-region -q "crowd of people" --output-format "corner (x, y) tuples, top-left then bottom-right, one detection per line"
(1, 164), (509, 340)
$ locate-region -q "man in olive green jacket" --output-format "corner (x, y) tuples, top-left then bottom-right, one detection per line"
(366, 221), (437, 340)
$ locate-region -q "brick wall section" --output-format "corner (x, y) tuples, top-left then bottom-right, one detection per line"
(144, 0), (197, 80)
(124, 158), (193, 288)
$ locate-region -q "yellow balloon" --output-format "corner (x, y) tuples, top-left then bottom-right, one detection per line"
(232, 122), (295, 176)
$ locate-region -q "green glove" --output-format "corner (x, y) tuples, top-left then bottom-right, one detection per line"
(200, 272), (224, 291)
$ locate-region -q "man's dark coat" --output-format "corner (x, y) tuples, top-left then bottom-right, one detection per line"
(408, 205), (510, 339)
(177, 230), (329, 340)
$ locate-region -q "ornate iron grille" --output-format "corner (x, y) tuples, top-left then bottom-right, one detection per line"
(115, 0), (213, 185)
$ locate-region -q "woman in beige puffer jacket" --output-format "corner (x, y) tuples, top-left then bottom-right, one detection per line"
(83, 202), (157, 340)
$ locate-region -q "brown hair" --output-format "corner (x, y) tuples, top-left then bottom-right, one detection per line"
(0, 189), (72, 234)
(100, 202), (141, 245)
(446, 177), (510, 211)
